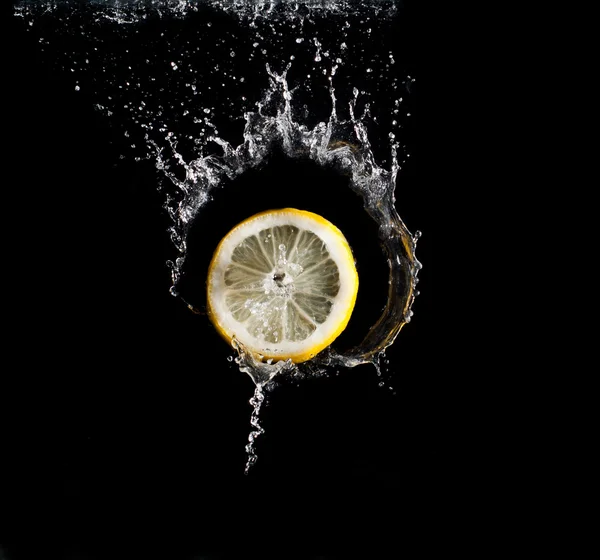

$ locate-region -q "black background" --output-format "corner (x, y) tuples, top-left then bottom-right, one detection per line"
(3, 1), (502, 557)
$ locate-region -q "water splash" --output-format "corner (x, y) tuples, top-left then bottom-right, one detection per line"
(160, 64), (420, 386)
(15, 0), (400, 22)
(14, 0), (420, 472)
(244, 383), (266, 474)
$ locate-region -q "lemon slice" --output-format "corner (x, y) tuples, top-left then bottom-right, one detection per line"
(207, 208), (359, 363)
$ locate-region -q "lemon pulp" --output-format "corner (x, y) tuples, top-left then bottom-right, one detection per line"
(206, 208), (359, 363)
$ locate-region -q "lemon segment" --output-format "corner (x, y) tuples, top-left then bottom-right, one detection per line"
(206, 208), (359, 363)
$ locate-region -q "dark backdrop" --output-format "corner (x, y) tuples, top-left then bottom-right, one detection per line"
(3, 2), (498, 558)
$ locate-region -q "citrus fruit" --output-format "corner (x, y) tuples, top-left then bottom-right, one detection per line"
(206, 208), (359, 363)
